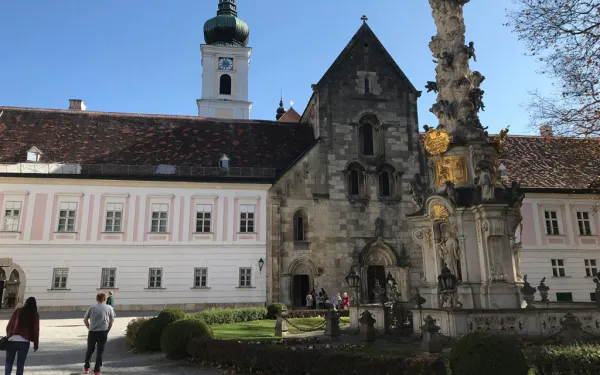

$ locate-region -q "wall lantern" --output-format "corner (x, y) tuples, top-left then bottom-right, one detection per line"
(345, 270), (360, 289)
(258, 258), (265, 272)
(438, 265), (457, 291)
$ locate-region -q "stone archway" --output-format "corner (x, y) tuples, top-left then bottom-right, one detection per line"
(0, 258), (26, 309)
(359, 239), (409, 303)
(285, 258), (318, 307)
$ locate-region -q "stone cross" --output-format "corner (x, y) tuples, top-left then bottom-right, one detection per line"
(361, 15), (368, 23)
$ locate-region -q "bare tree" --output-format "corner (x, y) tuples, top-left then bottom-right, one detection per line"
(507, 0), (600, 136)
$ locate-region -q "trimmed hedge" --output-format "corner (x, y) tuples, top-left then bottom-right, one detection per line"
(150, 308), (186, 351)
(134, 318), (157, 353)
(187, 338), (446, 375)
(266, 303), (288, 319)
(287, 309), (350, 319)
(161, 319), (214, 360)
(450, 332), (529, 375)
(190, 307), (267, 325)
(528, 344), (600, 375)
(125, 317), (152, 349)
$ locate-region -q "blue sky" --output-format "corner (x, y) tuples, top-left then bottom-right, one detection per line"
(0, 0), (552, 135)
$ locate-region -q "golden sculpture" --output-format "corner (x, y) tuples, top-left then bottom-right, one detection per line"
(424, 129), (452, 156)
(435, 156), (468, 187)
(493, 127), (509, 153)
(431, 204), (450, 221)
(488, 156), (502, 184)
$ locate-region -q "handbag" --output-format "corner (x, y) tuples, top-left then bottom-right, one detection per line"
(0, 336), (9, 351)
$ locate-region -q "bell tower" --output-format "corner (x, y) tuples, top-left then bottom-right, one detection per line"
(197, 0), (252, 119)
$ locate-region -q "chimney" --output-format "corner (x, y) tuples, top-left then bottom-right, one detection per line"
(539, 125), (553, 137)
(68, 99), (86, 111)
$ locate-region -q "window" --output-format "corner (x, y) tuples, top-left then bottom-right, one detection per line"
(194, 267), (208, 288)
(52, 268), (69, 289)
(220, 154), (230, 169)
(577, 212), (592, 236)
(104, 203), (123, 233)
(544, 210), (560, 235)
(293, 211), (306, 241)
(239, 267), (252, 287)
(2, 201), (21, 232)
(591, 293), (597, 302)
(57, 202), (77, 232)
(361, 123), (374, 156)
(148, 268), (163, 288)
(151, 203), (169, 233)
(348, 169), (362, 196)
(195, 204), (212, 233)
(219, 74), (232, 95)
(551, 259), (566, 277)
(100, 268), (117, 288)
(585, 259), (598, 277)
(26, 146), (41, 162)
(379, 171), (392, 197)
(364, 78), (370, 94)
(240, 204), (255, 233)
(556, 292), (573, 302)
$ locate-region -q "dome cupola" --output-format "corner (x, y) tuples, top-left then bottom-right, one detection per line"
(203, 0), (250, 47)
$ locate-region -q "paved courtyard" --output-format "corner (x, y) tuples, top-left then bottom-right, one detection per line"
(0, 312), (220, 375)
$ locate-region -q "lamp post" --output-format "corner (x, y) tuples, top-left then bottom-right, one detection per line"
(258, 258), (265, 273)
(345, 270), (361, 306)
(437, 265), (461, 308)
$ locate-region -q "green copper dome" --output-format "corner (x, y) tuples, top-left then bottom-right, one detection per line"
(204, 0), (250, 47)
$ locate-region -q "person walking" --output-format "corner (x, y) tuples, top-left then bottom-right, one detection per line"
(305, 292), (313, 310)
(83, 293), (116, 375)
(342, 292), (350, 310)
(106, 291), (114, 308)
(4, 297), (39, 375)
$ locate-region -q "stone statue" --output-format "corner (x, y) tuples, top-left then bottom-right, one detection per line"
(444, 181), (457, 206)
(512, 241), (523, 280)
(437, 229), (461, 276)
(538, 277), (550, 303)
(494, 127), (509, 153)
(426, 81), (439, 93)
(469, 88), (485, 112)
(470, 71), (486, 88)
(439, 51), (453, 70)
(508, 181), (525, 209)
(431, 100), (455, 119)
(475, 158), (496, 201)
(373, 279), (385, 304)
(386, 272), (402, 303)
(465, 41), (477, 62)
(374, 218), (384, 239)
(410, 173), (426, 209)
(521, 274), (537, 308)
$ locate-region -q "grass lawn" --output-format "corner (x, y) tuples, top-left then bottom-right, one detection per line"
(212, 317), (350, 340)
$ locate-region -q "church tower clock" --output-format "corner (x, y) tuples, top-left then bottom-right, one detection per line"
(197, 0), (252, 119)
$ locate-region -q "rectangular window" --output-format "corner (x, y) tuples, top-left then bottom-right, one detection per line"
(148, 268), (163, 288)
(57, 202), (78, 232)
(239, 204), (255, 233)
(577, 212), (592, 236)
(2, 201), (22, 232)
(544, 210), (560, 235)
(585, 259), (598, 277)
(591, 293), (597, 302)
(239, 267), (252, 287)
(556, 292), (573, 302)
(104, 203), (123, 233)
(150, 204), (168, 233)
(194, 267), (208, 288)
(551, 259), (566, 277)
(100, 268), (117, 288)
(195, 204), (212, 233)
(52, 268), (69, 289)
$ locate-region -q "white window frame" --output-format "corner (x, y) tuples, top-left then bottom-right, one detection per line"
(195, 204), (212, 233)
(551, 259), (566, 277)
(57, 202), (78, 232)
(104, 203), (124, 233)
(544, 210), (561, 235)
(2, 201), (22, 232)
(239, 267), (252, 287)
(150, 203), (169, 233)
(585, 259), (598, 277)
(100, 267), (117, 288)
(239, 204), (255, 233)
(194, 267), (208, 288)
(148, 268), (163, 288)
(51, 268), (69, 289)
(577, 211), (593, 236)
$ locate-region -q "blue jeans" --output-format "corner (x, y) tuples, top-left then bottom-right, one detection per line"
(4, 341), (30, 375)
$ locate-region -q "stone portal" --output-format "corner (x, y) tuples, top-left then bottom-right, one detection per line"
(358, 239), (409, 304)
(0, 258), (26, 309)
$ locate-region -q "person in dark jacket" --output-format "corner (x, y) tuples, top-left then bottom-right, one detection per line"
(106, 291), (114, 308)
(4, 297), (40, 375)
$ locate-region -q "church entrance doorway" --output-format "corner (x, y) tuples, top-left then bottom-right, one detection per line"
(367, 265), (386, 303)
(292, 275), (310, 307)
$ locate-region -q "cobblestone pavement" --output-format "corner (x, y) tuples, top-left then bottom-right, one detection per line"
(0, 312), (221, 375)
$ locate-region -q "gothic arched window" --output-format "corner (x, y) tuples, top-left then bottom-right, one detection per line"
(293, 210), (307, 242)
(347, 163), (366, 197)
(219, 74), (232, 95)
(364, 78), (370, 94)
(379, 170), (391, 197)
(361, 123), (374, 156)
(9, 270), (19, 282)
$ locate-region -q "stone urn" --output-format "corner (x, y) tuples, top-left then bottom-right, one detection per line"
(537, 277), (550, 303)
(520, 275), (537, 308)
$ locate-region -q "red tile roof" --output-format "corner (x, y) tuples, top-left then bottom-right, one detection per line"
(277, 107), (301, 123)
(0, 107), (316, 177)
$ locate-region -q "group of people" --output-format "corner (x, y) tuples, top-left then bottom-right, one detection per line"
(305, 288), (350, 310)
(3, 291), (116, 375)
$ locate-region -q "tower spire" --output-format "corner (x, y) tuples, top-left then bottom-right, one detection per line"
(217, 0), (237, 17)
(276, 90), (286, 120)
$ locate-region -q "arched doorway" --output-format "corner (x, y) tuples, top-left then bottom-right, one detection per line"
(359, 239), (409, 304)
(287, 258), (318, 307)
(0, 258), (26, 309)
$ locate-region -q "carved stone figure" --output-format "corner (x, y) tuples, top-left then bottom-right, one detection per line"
(444, 181), (457, 206)
(521, 274), (537, 308)
(439, 51), (453, 70)
(469, 88), (485, 112)
(508, 181), (525, 209)
(426, 81), (439, 93)
(538, 277), (550, 303)
(512, 241), (523, 280)
(470, 71), (486, 88)
(374, 218), (384, 239)
(494, 127), (509, 153)
(465, 41), (477, 62)
(373, 279), (386, 304)
(437, 229), (461, 276)
(431, 100), (455, 119)
(410, 173), (426, 209)
(474, 158), (496, 201)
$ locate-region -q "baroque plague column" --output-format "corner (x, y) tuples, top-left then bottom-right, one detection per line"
(409, 0), (524, 310)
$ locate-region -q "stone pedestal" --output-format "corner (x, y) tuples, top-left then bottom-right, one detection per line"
(349, 304), (388, 333)
(359, 310), (377, 343)
(275, 312), (289, 337)
(560, 313), (583, 345)
(420, 315), (443, 354)
(324, 310), (340, 341)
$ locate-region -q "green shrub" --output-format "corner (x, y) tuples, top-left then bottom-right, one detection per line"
(450, 332), (529, 375)
(134, 317), (157, 352)
(528, 344), (600, 375)
(161, 318), (214, 360)
(151, 308), (186, 350)
(266, 303), (288, 319)
(287, 309), (350, 319)
(191, 307), (267, 325)
(125, 317), (152, 348)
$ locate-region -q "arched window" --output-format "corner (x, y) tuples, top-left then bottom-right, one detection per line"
(364, 78), (370, 94)
(9, 270), (19, 282)
(0, 269), (5, 280)
(379, 171), (391, 197)
(219, 74), (232, 95)
(293, 211), (307, 242)
(361, 123), (374, 156)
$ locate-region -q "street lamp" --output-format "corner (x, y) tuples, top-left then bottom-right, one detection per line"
(345, 270), (360, 306)
(437, 264), (461, 308)
(258, 258), (265, 273)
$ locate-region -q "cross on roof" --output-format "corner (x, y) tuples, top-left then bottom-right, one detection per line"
(361, 15), (368, 23)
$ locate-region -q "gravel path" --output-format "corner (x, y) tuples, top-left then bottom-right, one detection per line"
(0, 312), (221, 375)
